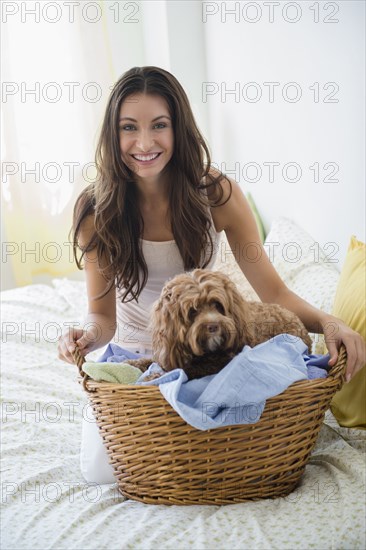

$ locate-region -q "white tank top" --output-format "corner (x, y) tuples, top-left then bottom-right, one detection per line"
(114, 217), (222, 354)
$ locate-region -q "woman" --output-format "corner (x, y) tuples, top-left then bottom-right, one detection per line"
(58, 65), (365, 382)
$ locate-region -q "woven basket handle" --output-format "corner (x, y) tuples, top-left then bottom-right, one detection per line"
(72, 345), (93, 393)
(330, 344), (348, 387)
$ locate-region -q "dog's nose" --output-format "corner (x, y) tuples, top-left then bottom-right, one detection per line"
(206, 323), (220, 334)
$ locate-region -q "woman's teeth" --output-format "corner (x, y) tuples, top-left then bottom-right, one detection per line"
(132, 153), (160, 162)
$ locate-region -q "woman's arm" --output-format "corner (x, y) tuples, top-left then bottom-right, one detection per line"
(57, 217), (117, 363)
(77, 216), (117, 351)
(211, 175), (289, 304)
(60, 215), (117, 362)
(210, 174), (366, 381)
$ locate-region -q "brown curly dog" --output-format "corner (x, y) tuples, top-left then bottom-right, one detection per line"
(127, 269), (312, 380)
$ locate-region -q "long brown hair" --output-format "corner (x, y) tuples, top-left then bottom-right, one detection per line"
(71, 66), (231, 302)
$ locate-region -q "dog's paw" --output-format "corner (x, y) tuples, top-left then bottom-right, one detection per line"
(143, 372), (163, 382)
(124, 358), (153, 373)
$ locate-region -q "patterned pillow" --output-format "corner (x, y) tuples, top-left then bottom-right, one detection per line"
(264, 217), (340, 352)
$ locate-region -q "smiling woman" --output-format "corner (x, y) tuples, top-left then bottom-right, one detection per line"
(56, 66), (366, 486)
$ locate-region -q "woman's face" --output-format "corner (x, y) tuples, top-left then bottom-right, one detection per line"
(119, 93), (174, 179)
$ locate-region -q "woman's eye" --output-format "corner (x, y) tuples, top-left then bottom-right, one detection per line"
(120, 125), (135, 131)
(119, 123), (166, 131)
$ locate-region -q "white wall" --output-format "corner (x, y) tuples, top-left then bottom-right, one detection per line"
(104, 0), (365, 269)
(2, 1), (364, 291)
(202, 0), (365, 268)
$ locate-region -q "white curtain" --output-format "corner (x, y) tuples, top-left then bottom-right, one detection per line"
(1, 3), (117, 287)
(1, 1), (210, 290)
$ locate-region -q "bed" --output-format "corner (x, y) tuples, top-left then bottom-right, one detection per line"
(1, 217), (365, 549)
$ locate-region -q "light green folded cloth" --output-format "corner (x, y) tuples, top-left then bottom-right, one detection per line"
(82, 361), (142, 384)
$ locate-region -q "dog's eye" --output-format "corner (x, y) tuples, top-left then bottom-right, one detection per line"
(212, 301), (225, 314)
(188, 307), (197, 321)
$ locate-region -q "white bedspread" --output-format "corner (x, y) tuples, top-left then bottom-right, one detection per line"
(1, 279), (365, 550)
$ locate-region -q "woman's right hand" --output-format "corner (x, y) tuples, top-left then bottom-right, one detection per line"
(57, 326), (100, 364)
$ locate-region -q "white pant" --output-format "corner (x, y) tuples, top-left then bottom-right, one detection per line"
(80, 411), (117, 484)
(79, 343), (149, 484)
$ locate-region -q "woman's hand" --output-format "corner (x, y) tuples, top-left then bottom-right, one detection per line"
(57, 325), (100, 364)
(321, 315), (366, 382)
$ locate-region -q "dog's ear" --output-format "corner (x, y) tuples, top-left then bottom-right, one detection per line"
(225, 281), (250, 349)
(153, 288), (172, 315)
(151, 302), (187, 370)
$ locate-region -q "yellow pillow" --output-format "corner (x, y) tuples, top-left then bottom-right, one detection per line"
(327, 236), (366, 429)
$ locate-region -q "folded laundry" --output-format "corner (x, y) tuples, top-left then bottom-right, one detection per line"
(307, 365), (328, 379)
(304, 352), (331, 370)
(87, 335), (330, 428)
(135, 335), (331, 430)
(82, 361), (142, 384)
(81, 343), (149, 383)
(96, 343), (146, 363)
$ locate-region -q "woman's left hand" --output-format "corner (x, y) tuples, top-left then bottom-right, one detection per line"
(321, 315), (366, 382)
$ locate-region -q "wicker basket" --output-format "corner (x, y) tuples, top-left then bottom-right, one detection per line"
(73, 346), (347, 506)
